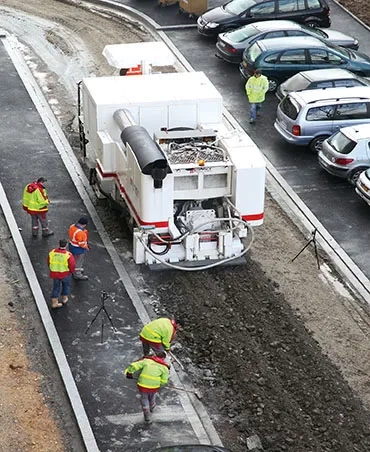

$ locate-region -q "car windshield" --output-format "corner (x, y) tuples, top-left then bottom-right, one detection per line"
(324, 41), (350, 59)
(283, 73), (311, 92)
(303, 26), (327, 39)
(280, 96), (300, 120)
(245, 42), (262, 62)
(226, 25), (258, 42)
(225, 0), (257, 15)
(327, 131), (357, 154)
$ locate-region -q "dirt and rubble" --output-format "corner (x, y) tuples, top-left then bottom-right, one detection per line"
(1, 0), (370, 451)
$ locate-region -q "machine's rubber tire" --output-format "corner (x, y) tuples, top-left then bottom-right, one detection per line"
(309, 135), (329, 153)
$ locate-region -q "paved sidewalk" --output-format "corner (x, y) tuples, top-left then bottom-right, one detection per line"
(0, 36), (221, 452)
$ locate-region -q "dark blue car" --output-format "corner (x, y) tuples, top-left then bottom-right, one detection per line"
(239, 36), (370, 91)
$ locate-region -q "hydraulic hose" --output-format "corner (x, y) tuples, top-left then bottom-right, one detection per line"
(137, 218), (254, 271)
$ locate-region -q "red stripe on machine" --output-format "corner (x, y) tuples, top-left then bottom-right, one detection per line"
(96, 165), (169, 228)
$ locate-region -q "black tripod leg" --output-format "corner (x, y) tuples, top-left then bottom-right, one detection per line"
(313, 239), (320, 269)
(102, 307), (117, 332)
(85, 306), (103, 334)
(291, 239), (313, 263)
(101, 316), (104, 344)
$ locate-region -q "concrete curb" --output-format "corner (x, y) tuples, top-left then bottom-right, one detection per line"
(330, 0), (370, 33)
(1, 35), (100, 452)
(2, 31), (223, 449)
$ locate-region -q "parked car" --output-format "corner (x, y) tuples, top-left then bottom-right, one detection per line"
(276, 68), (370, 101)
(318, 124), (370, 184)
(355, 167), (370, 206)
(239, 36), (370, 92)
(149, 446), (232, 451)
(274, 86), (370, 152)
(197, 0), (331, 38)
(216, 20), (358, 64)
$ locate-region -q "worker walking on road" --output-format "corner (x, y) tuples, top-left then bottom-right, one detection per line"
(47, 239), (76, 309)
(125, 353), (170, 424)
(245, 69), (269, 124)
(139, 317), (184, 357)
(22, 177), (54, 237)
(68, 217), (89, 280)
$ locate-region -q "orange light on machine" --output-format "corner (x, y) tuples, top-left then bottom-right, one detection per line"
(126, 65), (142, 76)
(198, 159), (205, 166)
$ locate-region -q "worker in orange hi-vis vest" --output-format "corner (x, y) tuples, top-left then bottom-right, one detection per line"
(68, 217), (89, 281)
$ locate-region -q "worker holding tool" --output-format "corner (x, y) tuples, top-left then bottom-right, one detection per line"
(125, 352), (170, 424)
(139, 317), (184, 357)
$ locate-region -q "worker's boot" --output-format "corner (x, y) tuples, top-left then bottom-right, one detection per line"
(32, 229), (38, 238)
(143, 410), (152, 424)
(61, 296), (69, 305)
(51, 298), (63, 309)
(42, 229), (54, 237)
(149, 402), (156, 412)
(73, 274), (88, 281)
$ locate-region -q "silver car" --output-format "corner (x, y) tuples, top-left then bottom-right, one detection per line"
(276, 69), (370, 102)
(318, 124), (370, 184)
(216, 19), (359, 64)
(356, 167), (370, 206)
(274, 86), (370, 153)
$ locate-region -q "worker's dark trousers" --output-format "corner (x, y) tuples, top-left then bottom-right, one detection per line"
(140, 391), (157, 413)
(142, 341), (165, 357)
(31, 212), (49, 234)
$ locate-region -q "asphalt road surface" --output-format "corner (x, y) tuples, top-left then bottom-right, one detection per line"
(113, 0), (370, 278)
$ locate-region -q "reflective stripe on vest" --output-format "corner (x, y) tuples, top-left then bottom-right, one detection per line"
(49, 250), (70, 273)
(69, 225), (88, 248)
(22, 185), (48, 213)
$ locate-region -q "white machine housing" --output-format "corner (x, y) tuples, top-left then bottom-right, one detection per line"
(81, 72), (265, 266)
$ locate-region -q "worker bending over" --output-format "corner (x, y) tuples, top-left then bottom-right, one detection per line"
(139, 317), (184, 357)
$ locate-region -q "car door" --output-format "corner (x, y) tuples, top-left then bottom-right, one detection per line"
(246, 1), (276, 25)
(332, 102), (370, 134)
(308, 48), (346, 71)
(276, 48), (310, 80)
(304, 104), (335, 138)
(276, 0), (306, 21)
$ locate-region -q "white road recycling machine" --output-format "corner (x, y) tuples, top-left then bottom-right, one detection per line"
(78, 71), (266, 269)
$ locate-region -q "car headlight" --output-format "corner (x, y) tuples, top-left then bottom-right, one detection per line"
(354, 39), (359, 46)
(206, 22), (220, 28)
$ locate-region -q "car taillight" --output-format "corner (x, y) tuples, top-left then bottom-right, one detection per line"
(226, 44), (237, 53)
(292, 125), (301, 136)
(335, 158), (354, 166)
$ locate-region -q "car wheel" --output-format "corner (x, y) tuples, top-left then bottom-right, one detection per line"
(348, 167), (368, 185)
(305, 20), (319, 28)
(268, 77), (279, 92)
(309, 135), (329, 153)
